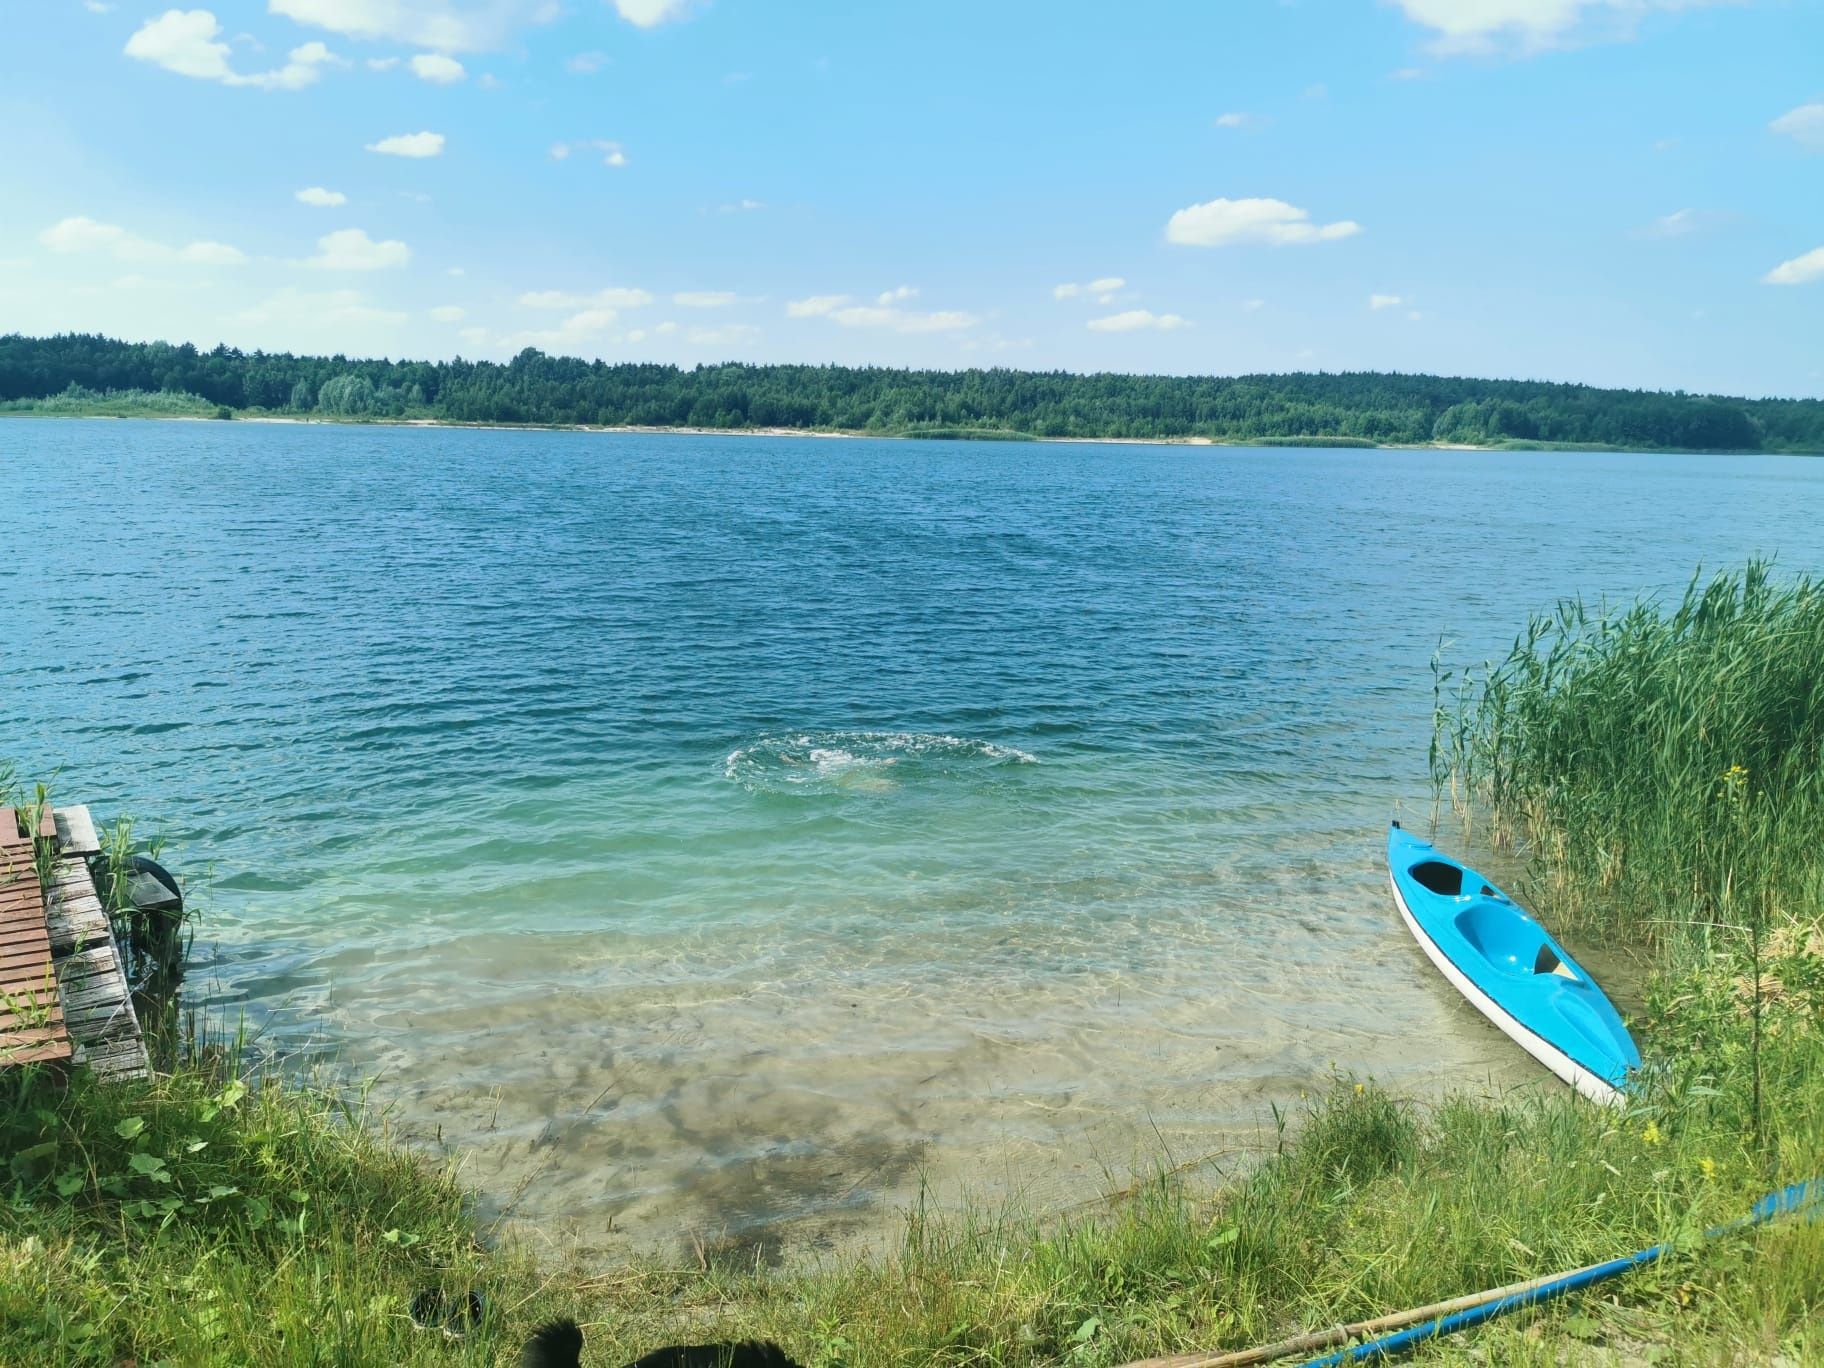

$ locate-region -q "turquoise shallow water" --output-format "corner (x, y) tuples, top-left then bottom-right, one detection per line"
(5, 419), (1823, 1256)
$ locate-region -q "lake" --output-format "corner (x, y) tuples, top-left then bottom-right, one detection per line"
(4, 418), (1820, 1259)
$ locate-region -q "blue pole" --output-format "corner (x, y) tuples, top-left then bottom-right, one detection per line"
(1299, 1180), (1822, 1367)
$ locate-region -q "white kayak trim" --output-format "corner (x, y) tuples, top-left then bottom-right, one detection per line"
(1389, 872), (1624, 1107)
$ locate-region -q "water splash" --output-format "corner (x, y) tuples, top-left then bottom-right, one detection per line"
(725, 730), (1037, 795)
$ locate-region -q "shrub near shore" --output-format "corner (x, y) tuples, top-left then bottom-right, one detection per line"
(6, 565), (1824, 1364)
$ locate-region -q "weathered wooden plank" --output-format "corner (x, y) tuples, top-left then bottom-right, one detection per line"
(0, 1009), (65, 1034)
(57, 979), (130, 1011)
(0, 951), (58, 978)
(46, 868), (101, 898)
(51, 944), (116, 972)
(77, 1038), (148, 1080)
(0, 1050), (73, 1072)
(47, 853), (147, 1081)
(53, 806), (101, 857)
(1, 1015), (65, 1032)
(0, 995), (60, 1021)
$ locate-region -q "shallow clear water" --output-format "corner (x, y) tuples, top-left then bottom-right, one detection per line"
(5, 420), (1821, 1258)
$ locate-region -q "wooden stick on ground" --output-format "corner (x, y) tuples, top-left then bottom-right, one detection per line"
(1115, 1254), (1617, 1368)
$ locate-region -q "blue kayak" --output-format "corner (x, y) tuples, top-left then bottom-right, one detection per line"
(1387, 823), (1639, 1104)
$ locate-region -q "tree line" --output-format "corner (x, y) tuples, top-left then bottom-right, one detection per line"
(3, 332), (1820, 452)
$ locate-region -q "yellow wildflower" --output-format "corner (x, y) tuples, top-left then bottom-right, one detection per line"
(1354, 1083), (1365, 1095)
(1699, 1157), (1716, 1179)
(1642, 1121), (1662, 1146)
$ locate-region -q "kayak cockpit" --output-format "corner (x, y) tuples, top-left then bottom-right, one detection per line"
(1408, 858), (1503, 901)
(1454, 901), (1581, 980)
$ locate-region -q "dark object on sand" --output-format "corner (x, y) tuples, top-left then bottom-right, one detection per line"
(521, 1317), (586, 1367)
(519, 1317), (807, 1368)
(622, 1344), (806, 1368)
(410, 1288), (486, 1338)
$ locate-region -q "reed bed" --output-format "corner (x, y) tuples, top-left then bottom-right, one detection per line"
(1434, 561), (1824, 951)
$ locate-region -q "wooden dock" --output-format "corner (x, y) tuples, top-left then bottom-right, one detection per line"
(0, 804), (148, 1081)
(0, 806), (72, 1067)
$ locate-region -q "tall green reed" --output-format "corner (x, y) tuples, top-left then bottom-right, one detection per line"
(1434, 562), (1824, 955)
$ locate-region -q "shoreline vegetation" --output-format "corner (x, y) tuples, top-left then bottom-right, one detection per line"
(8, 564), (1824, 1364)
(5, 333), (1824, 453)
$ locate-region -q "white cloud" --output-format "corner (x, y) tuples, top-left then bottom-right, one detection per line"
(1166, 197), (1361, 247)
(611, 0), (698, 27)
(716, 198), (765, 213)
(520, 287), (653, 309)
(1369, 293), (1405, 310)
(673, 290), (736, 308)
(495, 306), (626, 351)
(833, 306), (976, 332)
(786, 294), (850, 318)
(367, 130), (445, 157)
(550, 139), (627, 167)
(1214, 112), (1261, 129)
(181, 240), (247, 265)
(367, 56), (400, 70)
(38, 215), (245, 266)
(238, 286), (407, 332)
(1087, 309), (1188, 333)
(1641, 208), (1699, 238)
(295, 186), (348, 207)
(125, 11), (342, 90)
(40, 217), (130, 255)
(1770, 103), (1824, 151)
(566, 50), (608, 73)
(1054, 276), (1126, 303)
(1389, 0), (1731, 57)
(410, 52), (466, 82)
(1240, 298), (1265, 311)
(307, 228), (411, 270)
(429, 305), (467, 322)
(876, 285), (918, 305)
(1391, 66), (1427, 80)
(1763, 246), (1824, 286)
(787, 293), (974, 332)
(269, 0), (543, 52)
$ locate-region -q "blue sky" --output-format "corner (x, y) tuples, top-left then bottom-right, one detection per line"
(3, 0), (1820, 395)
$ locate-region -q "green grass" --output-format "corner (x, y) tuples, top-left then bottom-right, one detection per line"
(900, 426), (1039, 442)
(0, 386), (221, 419)
(9, 563), (1824, 1364)
(1245, 435), (1379, 448)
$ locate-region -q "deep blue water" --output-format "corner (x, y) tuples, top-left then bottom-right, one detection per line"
(4, 419), (1820, 1253)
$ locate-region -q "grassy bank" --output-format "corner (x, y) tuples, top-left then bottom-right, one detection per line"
(0, 386), (228, 420)
(7, 565), (1824, 1364)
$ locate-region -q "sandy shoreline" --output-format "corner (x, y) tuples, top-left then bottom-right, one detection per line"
(6, 408), (1523, 451)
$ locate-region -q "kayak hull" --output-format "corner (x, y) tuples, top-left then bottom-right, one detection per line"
(1387, 825), (1639, 1105)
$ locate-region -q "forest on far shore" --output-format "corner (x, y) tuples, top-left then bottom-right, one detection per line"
(4, 332), (1822, 452)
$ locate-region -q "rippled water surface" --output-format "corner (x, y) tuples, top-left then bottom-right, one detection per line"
(6, 420), (1822, 1257)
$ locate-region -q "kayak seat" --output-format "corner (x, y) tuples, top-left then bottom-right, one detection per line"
(1454, 902), (1546, 974)
(1409, 860), (1464, 896)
